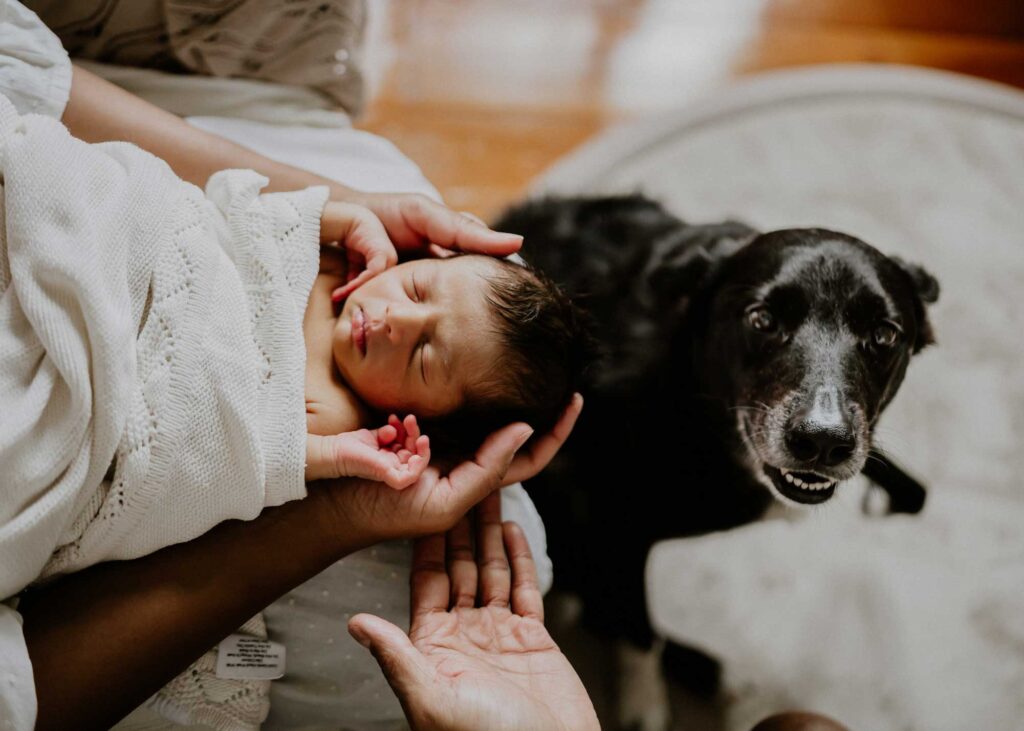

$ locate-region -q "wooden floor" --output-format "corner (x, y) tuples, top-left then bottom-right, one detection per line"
(360, 0), (1024, 221)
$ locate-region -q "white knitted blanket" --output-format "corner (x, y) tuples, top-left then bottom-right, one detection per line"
(0, 92), (326, 598)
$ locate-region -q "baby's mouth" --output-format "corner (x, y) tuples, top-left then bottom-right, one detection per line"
(352, 307), (367, 356)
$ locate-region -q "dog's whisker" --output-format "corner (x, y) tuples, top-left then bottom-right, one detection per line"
(864, 452), (890, 467)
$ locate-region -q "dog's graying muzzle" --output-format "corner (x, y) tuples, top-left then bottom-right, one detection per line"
(784, 385), (856, 469)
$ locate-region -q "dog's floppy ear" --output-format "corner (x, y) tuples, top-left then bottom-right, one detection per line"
(647, 223), (754, 305)
(647, 246), (716, 304)
(892, 257), (939, 352)
(893, 257), (940, 304)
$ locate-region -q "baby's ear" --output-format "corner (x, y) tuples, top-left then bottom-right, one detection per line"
(892, 257), (940, 352)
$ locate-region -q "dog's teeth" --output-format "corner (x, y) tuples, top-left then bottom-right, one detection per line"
(793, 477), (804, 487)
(781, 468), (791, 476)
(784, 472), (794, 483)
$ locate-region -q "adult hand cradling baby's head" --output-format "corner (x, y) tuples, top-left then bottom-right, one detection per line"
(319, 201), (398, 302)
(320, 421), (535, 545)
(346, 192), (523, 258)
(323, 193), (523, 304)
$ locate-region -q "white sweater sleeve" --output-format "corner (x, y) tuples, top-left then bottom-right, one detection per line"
(0, 9), (71, 724)
(0, 0), (71, 118)
(0, 602), (35, 731)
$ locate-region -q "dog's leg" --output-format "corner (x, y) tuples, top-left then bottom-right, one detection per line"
(660, 639), (722, 698)
(861, 450), (927, 514)
(610, 549), (672, 731)
(616, 637), (670, 731)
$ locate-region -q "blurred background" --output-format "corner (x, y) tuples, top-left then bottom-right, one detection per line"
(360, 0), (1024, 220)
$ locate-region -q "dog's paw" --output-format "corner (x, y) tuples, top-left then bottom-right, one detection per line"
(616, 639), (670, 731)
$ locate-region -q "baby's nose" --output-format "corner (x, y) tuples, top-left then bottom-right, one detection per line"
(386, 302), (426, 340)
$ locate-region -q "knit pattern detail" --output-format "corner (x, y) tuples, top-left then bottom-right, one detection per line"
(147, 615), (272, 731)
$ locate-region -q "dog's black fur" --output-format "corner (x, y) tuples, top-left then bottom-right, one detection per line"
(495, 194), (938, 681)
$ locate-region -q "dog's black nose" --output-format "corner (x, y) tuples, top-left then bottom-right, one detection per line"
(785, 422), (855, 467)
(785, 387), (856, 468)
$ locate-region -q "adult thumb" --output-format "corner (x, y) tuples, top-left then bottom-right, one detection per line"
(447, 423), (534, 510)
(348, 614), (432, 698)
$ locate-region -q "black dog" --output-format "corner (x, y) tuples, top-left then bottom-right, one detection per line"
(495, 194), (939, 728)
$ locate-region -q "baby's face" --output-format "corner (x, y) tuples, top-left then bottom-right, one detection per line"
(333, 257), (502, 416)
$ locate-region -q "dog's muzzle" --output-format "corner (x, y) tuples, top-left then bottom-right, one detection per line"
(738, 390), (866, 507)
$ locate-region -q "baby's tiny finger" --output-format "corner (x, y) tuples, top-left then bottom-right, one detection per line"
(377, 424), (398, 445)
(388, 414), (407, 443)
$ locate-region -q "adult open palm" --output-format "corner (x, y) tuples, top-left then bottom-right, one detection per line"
(348, 492), (599, 731)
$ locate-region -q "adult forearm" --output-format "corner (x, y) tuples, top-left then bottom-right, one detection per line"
(62, 64), (354, 198)
(19, 487), (370, 731)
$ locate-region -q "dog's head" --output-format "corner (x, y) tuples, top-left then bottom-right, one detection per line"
(684, 229), (939, 507)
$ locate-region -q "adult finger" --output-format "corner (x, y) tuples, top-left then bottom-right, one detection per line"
(503, 393), (583, 485)
(328, 207), (397, 299)
(445, 516), (477, 608)
(476, 491), (511, 607)
(399, 197), (523, 256)
(503, 522), (544, 621)
(459, 211), (488, 228)
(410, 533), (449, 624)
(348, 614), (433, 699)
(442, 423), (533, 517)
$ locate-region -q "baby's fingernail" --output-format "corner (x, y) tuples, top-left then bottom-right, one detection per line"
(515, 428), (534, 450)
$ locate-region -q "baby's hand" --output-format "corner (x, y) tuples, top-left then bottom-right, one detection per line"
(305, 414), (431, 489)
(319, 201), (399, 303)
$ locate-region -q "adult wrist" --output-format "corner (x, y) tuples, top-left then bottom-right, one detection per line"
(308, 479), (382, 555)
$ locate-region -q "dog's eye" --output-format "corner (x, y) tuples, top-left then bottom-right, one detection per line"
(873, 323), (900, 348)
(746, 306), (776, 333)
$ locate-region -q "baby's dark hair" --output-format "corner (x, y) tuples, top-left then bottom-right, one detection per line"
(422, 255), (594, 459)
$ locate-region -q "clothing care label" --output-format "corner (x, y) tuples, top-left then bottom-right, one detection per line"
(215, 635), (286, 680)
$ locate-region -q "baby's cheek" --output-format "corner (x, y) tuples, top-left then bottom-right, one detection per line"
(331, 318), (349, 371)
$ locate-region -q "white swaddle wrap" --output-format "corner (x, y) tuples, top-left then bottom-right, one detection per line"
(0, 92), (325, 595)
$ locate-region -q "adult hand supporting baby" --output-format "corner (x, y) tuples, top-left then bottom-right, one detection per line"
(63, 66), (523, 268)
(503, 392), (584, 486)
(319, 200), (398, 300)
(345, 191), (523, 260)
(21, 425), (532, 731)
(321, 422), (536, 541)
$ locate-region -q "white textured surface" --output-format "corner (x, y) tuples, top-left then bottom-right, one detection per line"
(534, 65), (1024, 730)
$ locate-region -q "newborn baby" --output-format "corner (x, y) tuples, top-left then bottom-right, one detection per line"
(303, 205), (586, 488)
